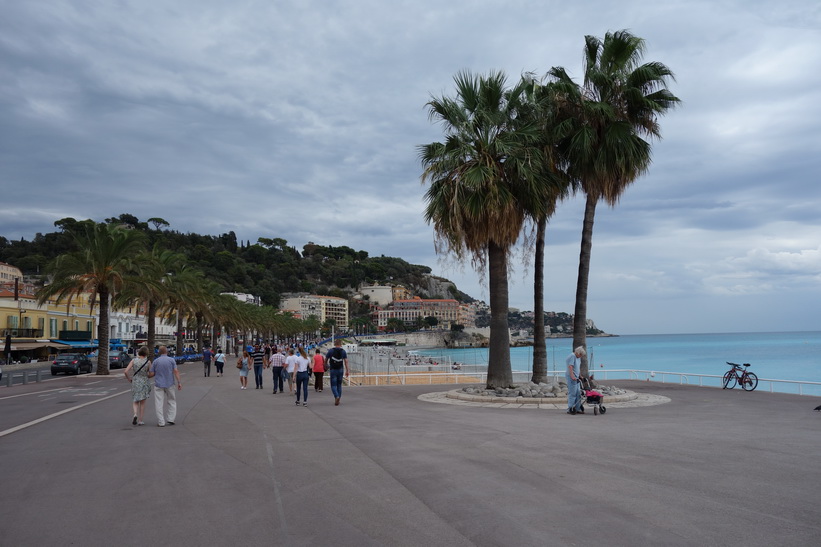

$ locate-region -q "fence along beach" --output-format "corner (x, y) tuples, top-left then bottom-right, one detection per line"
(367, 331), (821, 395)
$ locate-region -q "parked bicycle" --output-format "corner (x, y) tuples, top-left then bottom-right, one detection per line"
(723, 362), (758, 391)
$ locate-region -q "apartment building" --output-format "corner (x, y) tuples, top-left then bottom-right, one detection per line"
(377, 297), (461, 329)
(280, 294), (349, 329)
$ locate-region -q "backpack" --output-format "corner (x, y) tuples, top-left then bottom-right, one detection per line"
(328, 348), (345, 370)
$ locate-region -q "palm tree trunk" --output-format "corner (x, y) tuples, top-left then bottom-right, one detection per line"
(573, 194), (597, 378)
(176, 315), (184, 356)
(531, 216), (547, 384)
(147, 301), (156, 354)
(97, 288), (111, 375)
(486, 242), (513, 389)
(196, 312), (204, 354)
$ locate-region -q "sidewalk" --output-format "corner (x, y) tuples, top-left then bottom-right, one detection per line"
(0, 366), (819, 546)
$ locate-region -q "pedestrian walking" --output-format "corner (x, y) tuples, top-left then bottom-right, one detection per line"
(312, 348), (325, 392)
(123, 346), (152, 425)
(566, 346), (585, 415)
(153, 346), (182, 427)
(284, 348), (297, 395)
(294, 347), (311, 406)
(326, 339), (349, 406)
(250, 344), (266, 389)
(238, 350), (251, 389)
(269, 346), (286, 394)
(202, 345), (213, 377)
(214, 347), (226, 377)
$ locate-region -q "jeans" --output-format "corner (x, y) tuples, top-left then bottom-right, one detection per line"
(215, 361), (224, 374)
(567, 378), (581, 411)
(154, 386), (177, 425)
(203, 360), (211, 377)
(330, 368), (344, 399)
(296, 371), (309, 402)
(272, 366), (284, 392)
(253, 365), (263, 388)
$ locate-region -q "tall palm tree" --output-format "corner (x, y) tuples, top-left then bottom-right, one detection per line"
(549, 30), (680, 376)
(420, 70), (548, 389)
(116, 246), (185, 353)
(522, 76), (573, 384)
(159, 266), (205, 356)
(36, 223), (146, 374)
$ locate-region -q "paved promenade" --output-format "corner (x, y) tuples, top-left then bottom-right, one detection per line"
(1, 364), (819, 546)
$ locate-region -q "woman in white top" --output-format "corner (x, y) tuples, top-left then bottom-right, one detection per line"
(284, 348), (299, 395)
(293, 347), (311, 406)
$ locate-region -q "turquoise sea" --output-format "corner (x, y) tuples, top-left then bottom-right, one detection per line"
(415, 331), (821, 395)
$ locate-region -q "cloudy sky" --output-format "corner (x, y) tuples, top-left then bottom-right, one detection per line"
(2, 0), (820, 335)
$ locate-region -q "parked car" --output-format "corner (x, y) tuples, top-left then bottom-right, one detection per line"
(51, 353), (94, 376)
(108, 351), (132, 369)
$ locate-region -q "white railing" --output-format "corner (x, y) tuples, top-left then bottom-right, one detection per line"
(587, 369), (821, 397)
(346, 370), (546, 386)
(345, 368), (821, 397)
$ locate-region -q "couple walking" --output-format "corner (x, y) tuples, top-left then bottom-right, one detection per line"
(124, 346), (182, 427)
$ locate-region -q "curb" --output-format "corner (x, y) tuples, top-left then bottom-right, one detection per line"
(446, 389), (638, 404)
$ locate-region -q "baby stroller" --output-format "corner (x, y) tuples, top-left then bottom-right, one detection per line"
(579, 376), (606, 415)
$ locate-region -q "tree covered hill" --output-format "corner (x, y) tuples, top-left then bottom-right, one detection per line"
(0, 214), (474, 308)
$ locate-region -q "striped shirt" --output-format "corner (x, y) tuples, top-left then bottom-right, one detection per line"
(251, 350), (265, 367)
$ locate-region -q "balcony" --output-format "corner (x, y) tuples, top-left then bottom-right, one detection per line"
(58, 330), (93, 341)
(2, 328), (44, 338)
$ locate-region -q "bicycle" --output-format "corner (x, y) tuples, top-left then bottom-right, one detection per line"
(722, 362), (758, 391)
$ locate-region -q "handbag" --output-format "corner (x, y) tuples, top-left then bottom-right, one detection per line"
(236, 358), (243, 369)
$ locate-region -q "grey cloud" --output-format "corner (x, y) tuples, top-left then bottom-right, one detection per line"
(1, 0), (820, 334)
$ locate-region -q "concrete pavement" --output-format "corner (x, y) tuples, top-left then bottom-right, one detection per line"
(1, 363), (820, 546)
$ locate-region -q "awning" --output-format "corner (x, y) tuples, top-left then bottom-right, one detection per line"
(52, 340), (98, 349)
(9, 341), (73, 351)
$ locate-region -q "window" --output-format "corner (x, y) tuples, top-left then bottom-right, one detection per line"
(50, 319), (57, 337)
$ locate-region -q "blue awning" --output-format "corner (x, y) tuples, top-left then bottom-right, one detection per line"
(52, 340), (98, 349)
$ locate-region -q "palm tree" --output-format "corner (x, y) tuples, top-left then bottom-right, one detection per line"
(420, 70), (548, 389)
(159, 266), (205, 356)
(116, 246), (185, 353)
(549, 30), (680, 376)
(36, 223), (145, 375)
(521, 76), (573, 384)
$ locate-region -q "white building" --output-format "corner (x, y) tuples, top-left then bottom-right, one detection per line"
(280, 294), (349, 329)
(357, 284), (393, 307)
(223, 292), (262, 306)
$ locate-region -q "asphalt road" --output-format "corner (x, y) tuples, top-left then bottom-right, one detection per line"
(1, 365), (820, 546)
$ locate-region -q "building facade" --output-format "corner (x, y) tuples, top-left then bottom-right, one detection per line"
(280, 294), (349, 329)
(377, 297), (461, 330)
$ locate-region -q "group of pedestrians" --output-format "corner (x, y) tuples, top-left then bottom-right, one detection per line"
(123, 340), (350, 427)
(201, 346), (227, 377)
(123, 345), (182, 427)
(238, 340), (350, 407)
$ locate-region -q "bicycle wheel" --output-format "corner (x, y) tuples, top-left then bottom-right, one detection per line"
(741, 372), (758, 391)
(722, 371), (737, 389)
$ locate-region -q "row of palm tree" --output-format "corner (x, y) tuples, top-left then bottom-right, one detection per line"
(420, 30), (680, 388)
(36, 223), (317, 375)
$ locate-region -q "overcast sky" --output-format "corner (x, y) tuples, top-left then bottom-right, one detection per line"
(1, 0), (820, 335)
